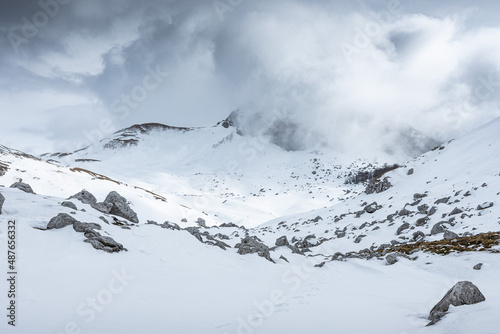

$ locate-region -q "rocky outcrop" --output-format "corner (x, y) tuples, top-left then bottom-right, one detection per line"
(10, 181), (35, 194)
(235, 236), (274, 263)
(428, 281), (486, 325)
(61, 201), (78, 210)
(477, 202), (494, 210)
(365, 177), (392, 194)
(275, 236), (289, 247)
(92, 191), (139, 223)
(69, 190), (97, 205)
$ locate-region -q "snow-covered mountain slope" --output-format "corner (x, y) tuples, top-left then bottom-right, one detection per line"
(0, 117), (499, 334)
(39, 120), (390, 227)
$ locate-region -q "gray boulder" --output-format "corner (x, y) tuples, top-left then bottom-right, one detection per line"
(85, 235), (126, 253)
(0, 192), (4, 214)
(185, 227), (203, 242)
(364, 202), (379, 214)
(407, 168), (414, 175)
(73, 222), (101, 233)
(101, 191), (139, 223)
(473, 263), (483, 270)
(428, 281), (486, 325)
(69, 190), (97, 205)
(61, 201), (78, 210)
(434, 197), (451, 205)
(235, 236), (274, 263)
(477, 202), (494, 210)
(92, 202), (113, 214)
(196, 217), (206, 227)
(396, 223), (410, 235)
(47, 213), (78, 229)
(430, 222), (446, 235)
(449, 207), (463, 216)
(443, 230), (459, 240)
(386, 253), (399, 265)
(416, 216), (429, 227)
(10, 181), (35, 194)
(275, 236), (289, 247)
(412, 231), (426, 241)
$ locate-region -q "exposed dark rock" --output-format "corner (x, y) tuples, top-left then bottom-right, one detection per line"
(473, 263), (483, 270)
(354, 235), (367, 244)
(147, 220), (181, 230)
(181, 218), (188, 223)
(92, 202), (112, 214)
(407, 168), (414, 175)
(185, 227), (203, 242)
(312, 216), (323, 222)
(196, 217), (206, 227)
(427, 281), (486, 325)
(364, 202), (379, 214)
(412, 231), (426, 241)
(47, 213), (78, 229)
(430, 222), (446, 235)
(365, 177), (392, 194)
(398, 208), (413, 216)
(434, 197), (450, 205)
(477, 202), (494, 210)
(99, 216), (109, 224)
(386, 253), (399, 265)
(279, 255), (289, 263)
(0, 193), (4, 214)
(235, 236), (274, 263)
(396, 223), (410, 235)
(85, 235), (126, 253)
(417, 204), (429, 214)
(428, 206), (438, 216)
(416, 216), (429, 227)
(69, 190), (97, 205)
(220, 222), (239, 228)
(315, 262), (326, 268)
(73, 222), (101, 233)
(61, 201), (78, 210)
(443, 230), (459, 240)
(449, 207), (464, 216)
(275, 236), (289, 247)
(10, 181), (35, 194)
(414, 193), (428, 199)
(101, 191), (139, 223)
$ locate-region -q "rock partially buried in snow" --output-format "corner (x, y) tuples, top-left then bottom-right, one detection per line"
(443, 230), (459, 240)
(0, 192), (4, 214)
(364, 202), (379, 214)
(386, 253), (399, 265)
(196, 217), (206, 227)
(47, 213), (78, 229)
(275, 236), (289, 247)
(85, 235), (126, 253)
(427, 281), (486, 326)
(477, 202), (494, 210)
(10, 181), (35, 194)
(235, 236), (274, 263)
(430, 222), (446, 235)
(69, 190), (97, 205)
(96, 191), (139, 223)
(61, 201), (78, 210)
(473, 263), (483, 270)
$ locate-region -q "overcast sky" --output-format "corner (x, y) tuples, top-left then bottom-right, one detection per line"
(1, 0), (500, 157)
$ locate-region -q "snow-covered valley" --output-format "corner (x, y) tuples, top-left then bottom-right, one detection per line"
(0, 116), (499, 334)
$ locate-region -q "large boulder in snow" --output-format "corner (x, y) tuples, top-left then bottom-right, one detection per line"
(0, 192), (4, 214)
(47, 213), (78, 229)
(61, 201), (78, 210)
(98, 191), (139, 223)
(235, 236), (274, 263)
(428, 281), (486, 325)
(10, 181), (35, 194)
(85, 235), (126, 253)
(69, 190), (97, 205)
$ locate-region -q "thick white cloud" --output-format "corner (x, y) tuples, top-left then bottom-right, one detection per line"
(1, 0), (499, 159)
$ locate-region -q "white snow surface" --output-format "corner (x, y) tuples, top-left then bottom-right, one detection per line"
(0, 118), (499, 333)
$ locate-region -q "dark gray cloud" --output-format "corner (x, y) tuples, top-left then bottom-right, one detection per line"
(1, 0), (500, 159)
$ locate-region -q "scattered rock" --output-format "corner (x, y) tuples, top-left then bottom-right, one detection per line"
(416, 216), (429, 227)
(102, 191), (139, 223)
(181, 218), (188, 223)
(220, 222), (239, 228)
(235, 236), (274, 263)
(398, 208), (412, 216)
(196, 217), (206, 227)
(69, 190), (97, 205)
(417, 204), (429, 214)
(279, 255), (289, 263)
(434, 197), (450, 205)
(449, 207), (464, 216)
(185, 227), (203, 242)
(396, 223), (410, 235)
(473, 263), (483, 270)
(0, 193), (4, 214)
(275, 236), (289, 247)
(443, 230), (459, 240)
(364, 202), (379, 214)
(10, 181), (35, 194)
(407, 168), (414, 175)
(427, 281), (486, 325)
(414, 193), (427, 199)
(73, 222), (101, 233)
(412, 231), (426, 241)
(386, 253), (399, 265)
(91, 202), (112, 214)
(428, 206), (438, 216)
(315, 262), (326, 268)
(47, 213), (78, 229)
(354, 235), (367, 243)
(85, 235), (126, 253)
(477, 202), (494, 210)
(430, 223), (446, 235)
(61, 201), (78, 211)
